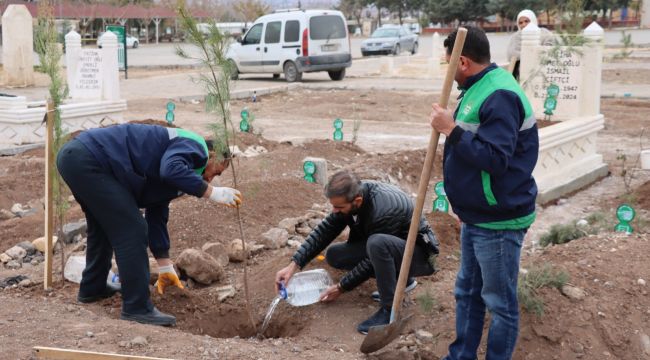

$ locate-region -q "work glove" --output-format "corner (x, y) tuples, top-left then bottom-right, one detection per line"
(156, 264), (184, 295)
(209, 186), (243, 208)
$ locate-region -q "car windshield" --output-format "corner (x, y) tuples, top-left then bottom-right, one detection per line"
(371, 29), (399, 38)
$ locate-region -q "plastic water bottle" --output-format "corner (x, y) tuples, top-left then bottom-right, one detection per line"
(64, 255), (120, 285)
(108, 270), (120, 285)
(279, 268), (333, 306)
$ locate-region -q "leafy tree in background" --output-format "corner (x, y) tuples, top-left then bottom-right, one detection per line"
(422, 0), (489, 25)
(585, 0), (631, 28)
(233, 0), (271, 24)
(339, 0), (368, 33)
(388, 0), (425, 25)
(487, 0), (545, 31)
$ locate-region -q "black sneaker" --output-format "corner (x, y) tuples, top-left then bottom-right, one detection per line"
(371, 278), (417, 302)
(357, 306), (391, 335)
(77, 282), (121, 304)
(121, 307), (176, 327)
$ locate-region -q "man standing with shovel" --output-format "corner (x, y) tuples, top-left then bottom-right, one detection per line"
(430, 26), (539, 360)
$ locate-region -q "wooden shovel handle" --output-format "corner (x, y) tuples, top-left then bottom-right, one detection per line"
(390, 27), (468, 323)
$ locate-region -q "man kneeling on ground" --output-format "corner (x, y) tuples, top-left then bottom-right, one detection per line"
(275, 170), (439, 334)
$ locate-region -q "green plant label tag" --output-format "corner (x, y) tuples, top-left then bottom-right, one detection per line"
(433, 196), (449, 213)
(546, 84), (560, 97)
(544, 97), (557, 111)
(614, 223), (633, 234)
(333, 118), (343, 129)
(303, 161), (316, 175)
(241, 108), (249, 121)
(303, 161), (316, 183)
(166, 101), (176, 112)
(333, 130), (343, 141)
(434, 181), (446, 196)
(165, 111), (174, 123)
(239, 119), (249, 132)
(616, 204), (635, 222)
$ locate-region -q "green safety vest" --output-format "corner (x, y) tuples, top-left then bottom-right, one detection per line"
(455, 67), (536, 230)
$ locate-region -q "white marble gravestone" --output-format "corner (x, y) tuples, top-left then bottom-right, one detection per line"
(519, 22), (608, 203)
(1, 5), (35, 87)
(0, 31), (126, 150)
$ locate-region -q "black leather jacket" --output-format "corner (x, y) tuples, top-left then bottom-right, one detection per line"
(291, 181), (439, 291)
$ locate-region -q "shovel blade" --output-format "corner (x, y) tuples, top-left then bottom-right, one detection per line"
(360, 313), (413, 354)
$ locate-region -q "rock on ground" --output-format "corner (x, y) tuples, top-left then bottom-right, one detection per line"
(228, 239), (249, 263)
(5, 246), (26, 261)
(278, 217), (300, 235)
(561, 285), (586, 301)
(62, 220), (87, 244)
(201, 242), (230, 267)
(175, 249), (224, 285)
(261, 228), (289, 249)
(31, 236), (58, 253)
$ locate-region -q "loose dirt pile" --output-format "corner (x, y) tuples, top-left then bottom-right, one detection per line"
(1, 92), (649, 359)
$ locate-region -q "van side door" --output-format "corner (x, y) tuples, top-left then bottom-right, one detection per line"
(238, 23), (265, 73)
(262, 20), (283, 73)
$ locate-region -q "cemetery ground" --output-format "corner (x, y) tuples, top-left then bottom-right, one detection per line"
(1, 63), (650, 359)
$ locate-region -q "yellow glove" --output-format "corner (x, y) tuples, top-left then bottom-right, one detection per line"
(156, 264), (184, 294)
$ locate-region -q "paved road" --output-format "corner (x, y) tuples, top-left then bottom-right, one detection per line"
(2, 28), (650, 68)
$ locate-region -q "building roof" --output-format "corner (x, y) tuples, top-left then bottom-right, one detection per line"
(1, 1), (212, 20)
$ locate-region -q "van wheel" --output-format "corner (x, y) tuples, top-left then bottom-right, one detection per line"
(411, 42), (418, 55)
(133, 41), (139, 49)
(284, 61), (302, 82)
(228, 60), (239, 80)
(393, 44), (400, 56)
(272, 74), (280, 79)
(328, 69), (346, 81)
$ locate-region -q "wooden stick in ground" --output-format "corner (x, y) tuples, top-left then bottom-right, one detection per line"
(389, 27), (468, 324)
(33, 346), (173, 360)
(44, 101), (55, 290)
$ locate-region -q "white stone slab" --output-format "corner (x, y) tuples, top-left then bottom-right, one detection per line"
(1, 5), (35, 87)
(71, 49), (104, 100)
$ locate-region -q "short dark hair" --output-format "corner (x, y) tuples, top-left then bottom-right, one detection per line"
(443, 26), (491, 64)
(324, 170), (362, 202)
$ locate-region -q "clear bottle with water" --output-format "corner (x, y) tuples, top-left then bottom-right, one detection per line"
(279, 268), (333, 306)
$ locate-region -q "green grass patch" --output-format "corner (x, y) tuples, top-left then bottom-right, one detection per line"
(518, 263), (569, 317)
(416, 289), (438, 314)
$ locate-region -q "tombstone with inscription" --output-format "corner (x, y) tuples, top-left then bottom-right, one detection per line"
(519, 22), (608, 202)
(0, 30), (126, 151)
(1, 5), (35, 87)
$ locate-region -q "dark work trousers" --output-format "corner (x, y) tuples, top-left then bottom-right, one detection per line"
(326, 233), (434, 307)
(57, 139), (154, 315)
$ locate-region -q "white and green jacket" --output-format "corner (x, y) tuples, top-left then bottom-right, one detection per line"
(443, 64), (538, 230)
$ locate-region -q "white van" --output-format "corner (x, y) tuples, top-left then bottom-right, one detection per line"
(226, 9), (351, 82)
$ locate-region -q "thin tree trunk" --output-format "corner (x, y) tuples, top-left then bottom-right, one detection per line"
(378, 6), (382, 27)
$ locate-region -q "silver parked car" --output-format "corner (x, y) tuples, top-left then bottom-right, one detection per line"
(361, 25), (418, 56)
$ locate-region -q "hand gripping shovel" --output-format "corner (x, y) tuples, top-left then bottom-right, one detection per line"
(360, 27), (467, 354)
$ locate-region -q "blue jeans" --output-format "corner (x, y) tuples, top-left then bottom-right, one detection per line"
(444, 224), (526, 360)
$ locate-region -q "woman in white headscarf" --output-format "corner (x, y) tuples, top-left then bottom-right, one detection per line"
(507, 9), (554, 80)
